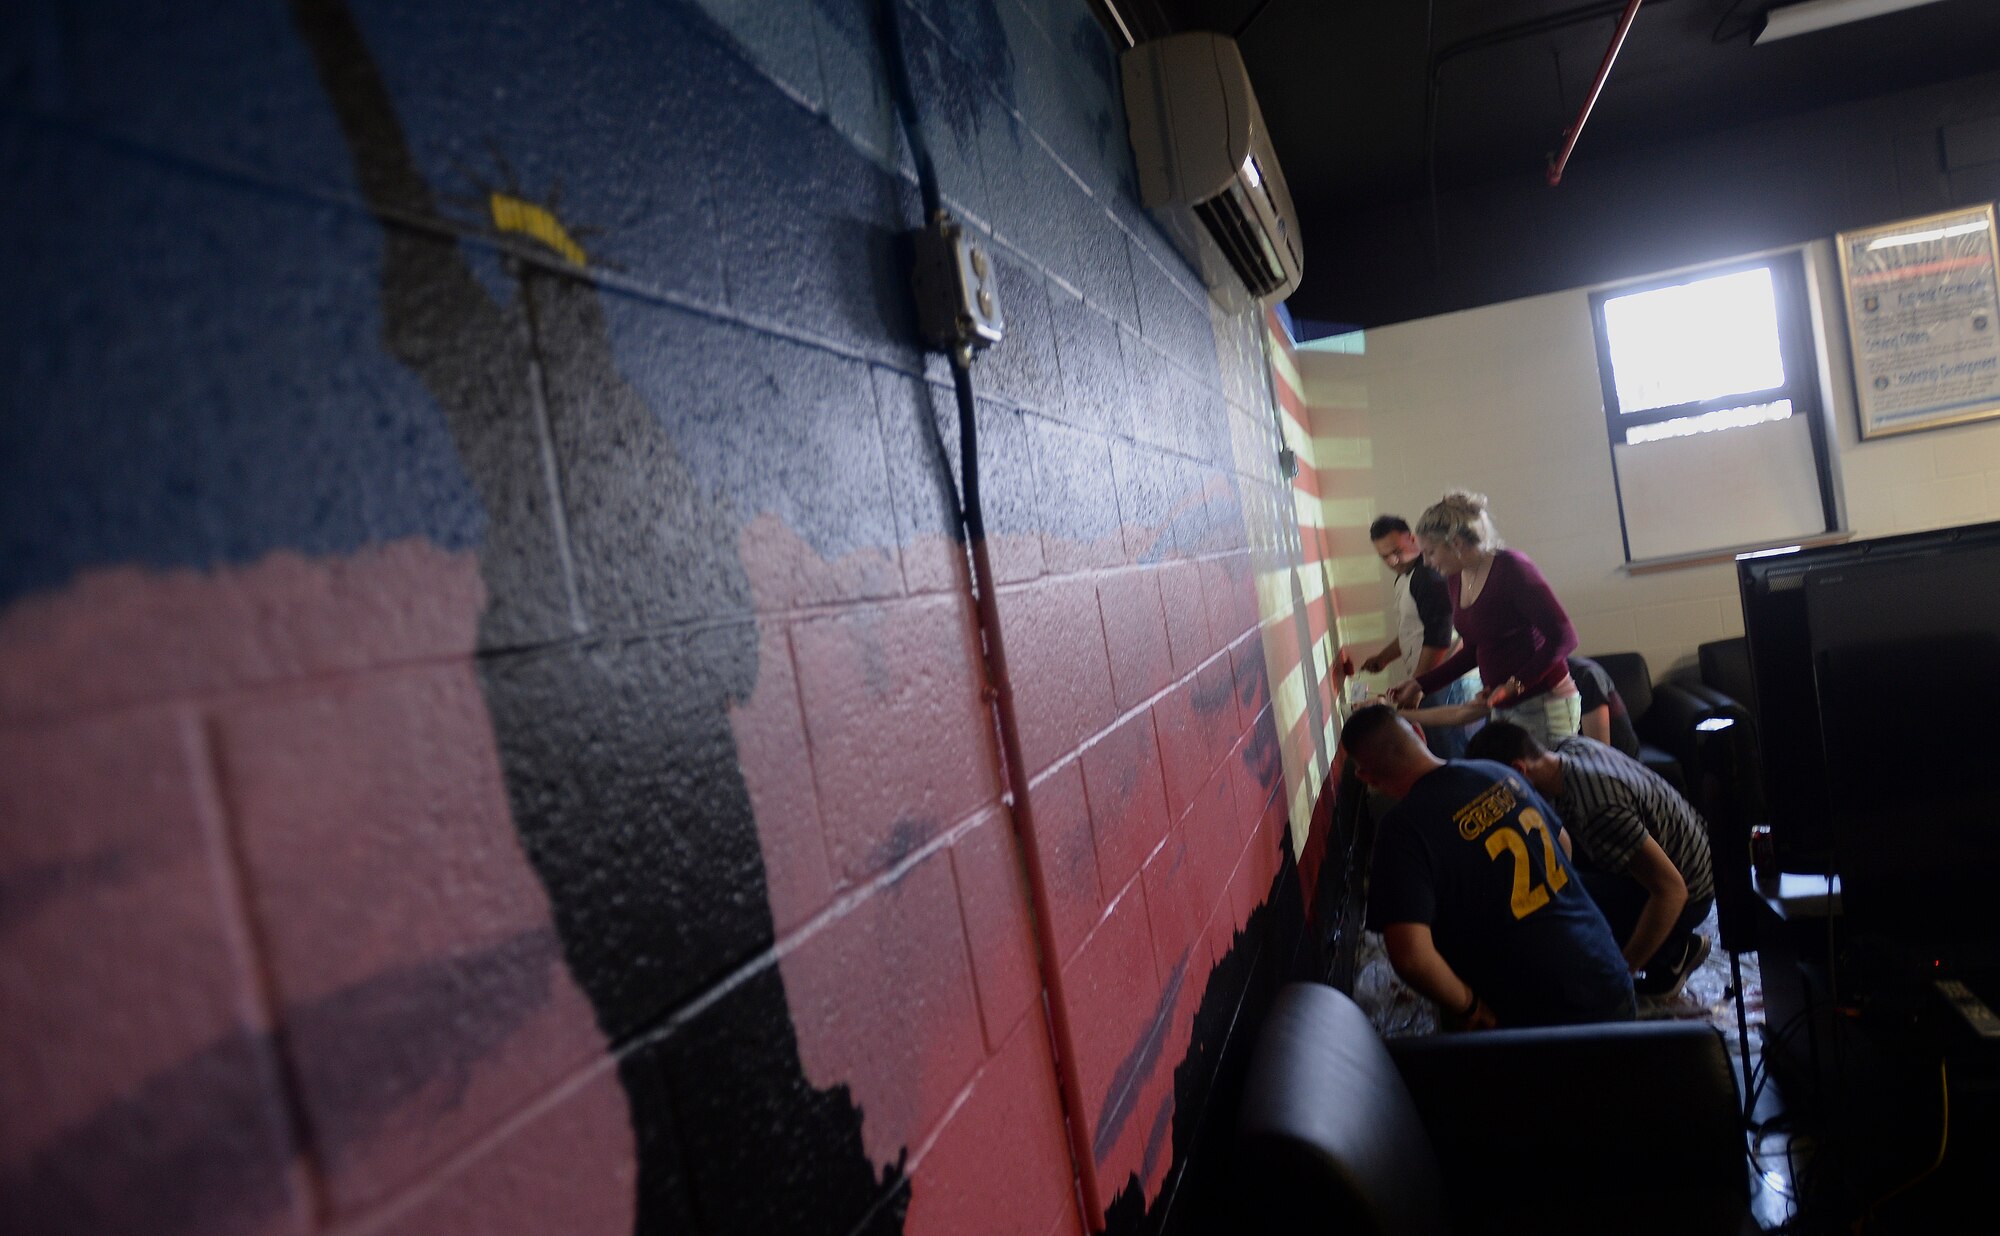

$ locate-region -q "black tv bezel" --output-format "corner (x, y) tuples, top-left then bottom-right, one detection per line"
(1736, 519), (2000, 878)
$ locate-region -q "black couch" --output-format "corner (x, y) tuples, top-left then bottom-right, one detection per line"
(1236, 982), (1754, 1235)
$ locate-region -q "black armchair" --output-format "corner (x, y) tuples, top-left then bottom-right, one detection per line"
(1686, 638), (1771, 957)
(1590, 651), (1704, 792)
(1697, 636), (1759, 729)
(1237, 982), (1754, 1235)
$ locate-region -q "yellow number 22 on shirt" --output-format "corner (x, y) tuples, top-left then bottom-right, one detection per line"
(1483, 807), (1568, 919)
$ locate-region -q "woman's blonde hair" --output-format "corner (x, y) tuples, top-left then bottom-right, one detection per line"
(1415, 489), (1502, 554)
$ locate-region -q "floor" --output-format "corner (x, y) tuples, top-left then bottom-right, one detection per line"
(1739, 965), (1996, 1235)
(1353, 904), (1753, 1041)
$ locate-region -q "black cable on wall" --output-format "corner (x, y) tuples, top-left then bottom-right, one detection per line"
(876, 2), (1108, 1225)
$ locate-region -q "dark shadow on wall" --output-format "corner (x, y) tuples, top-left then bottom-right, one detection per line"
(2, 930), (555, 1236)
(1102, 757), (1370, 1236)
(1099, 834), (1309, 1236)
(287, 0), (902, 1231)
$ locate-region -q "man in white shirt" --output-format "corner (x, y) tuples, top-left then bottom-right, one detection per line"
(1356, 514), (1478, 758)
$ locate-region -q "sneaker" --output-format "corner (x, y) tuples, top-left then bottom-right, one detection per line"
(1635, 933), (1711, 999)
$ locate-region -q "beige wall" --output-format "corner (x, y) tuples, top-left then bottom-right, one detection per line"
(1303, 239), (2000, 681)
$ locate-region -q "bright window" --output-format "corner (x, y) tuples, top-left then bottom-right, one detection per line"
(1602, 267), (1786, 414)
(1589, 252), (1839, 562)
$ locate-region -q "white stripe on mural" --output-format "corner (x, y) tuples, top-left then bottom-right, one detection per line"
(1327, 553), (1382, 587)
(1314, 435), (1371, 469)
(1338, 610), (1388, 644)
(1322, 497), (1374, 529)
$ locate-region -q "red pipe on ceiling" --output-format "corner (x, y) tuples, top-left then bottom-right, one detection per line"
(1547, 0), (1644, 186)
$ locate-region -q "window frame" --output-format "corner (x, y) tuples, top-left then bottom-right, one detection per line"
(1588, 250), (1840, 564)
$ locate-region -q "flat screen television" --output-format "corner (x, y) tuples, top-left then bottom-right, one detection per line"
(1738, 520), (2000, 976)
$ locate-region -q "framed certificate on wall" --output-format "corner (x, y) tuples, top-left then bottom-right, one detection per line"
(1836, 203), (2000, 440)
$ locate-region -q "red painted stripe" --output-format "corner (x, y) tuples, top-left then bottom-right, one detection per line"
(1309, 407), (1370, 438)
(1849, 253), (1989, 285)
(1296, 526), (1334, 566)
(1290, 534), (1329, 569)
(1275, 381), (1310, 432)
(1295, 768), (1338, 914)
(1315, 466), (1374, 499)
(1321, 525), (1380, 558)
(1262, 616), (1301, 679)
(1303, 597), (1331, 646)
(1333, 581), (1385, 615)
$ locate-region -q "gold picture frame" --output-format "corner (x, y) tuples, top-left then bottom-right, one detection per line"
(1835, 203), (2000, 440)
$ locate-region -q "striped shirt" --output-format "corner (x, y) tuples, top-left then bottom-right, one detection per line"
(1552, 736), (1714, 904)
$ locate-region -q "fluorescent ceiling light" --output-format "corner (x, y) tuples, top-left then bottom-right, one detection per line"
(1867, 221), (1988, 249)
(1755, 0), (1950, 44)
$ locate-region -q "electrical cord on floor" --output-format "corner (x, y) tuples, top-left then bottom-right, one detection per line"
(1742, 1002), (1823, 1126)
(1849, 1057), (1950, 1234)
(1738, 996), (1864, 1234)
(1752, 1011), (1956, 1234)
(1749, 1123), (1805, 1198)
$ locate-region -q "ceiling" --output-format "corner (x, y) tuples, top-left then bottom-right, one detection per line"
(1124, 0), (2000, 324)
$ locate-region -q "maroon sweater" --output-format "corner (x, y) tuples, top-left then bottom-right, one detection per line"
(1414, 549), (1578, 699)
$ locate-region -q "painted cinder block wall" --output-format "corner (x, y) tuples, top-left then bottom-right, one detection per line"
(1, 3), (1348, 1235)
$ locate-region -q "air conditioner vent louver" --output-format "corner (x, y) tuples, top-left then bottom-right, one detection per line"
(1195, 188), (1285, 298)
(1122, 33), (1302, 306)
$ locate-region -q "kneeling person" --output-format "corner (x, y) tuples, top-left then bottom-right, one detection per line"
(1345, 704), (1634, 1029)
(1467, 721), (1715, 997)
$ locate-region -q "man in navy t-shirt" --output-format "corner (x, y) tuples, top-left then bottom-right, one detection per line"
(1346, 704), (1634, 1029)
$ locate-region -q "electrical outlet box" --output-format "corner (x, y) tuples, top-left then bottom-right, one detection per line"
(910, 212), (1004, 354)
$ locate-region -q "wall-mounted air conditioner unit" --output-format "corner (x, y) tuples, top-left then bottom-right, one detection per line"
(1122, 31), (1302, 306)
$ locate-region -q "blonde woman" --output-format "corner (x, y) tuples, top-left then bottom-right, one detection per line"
(1388, 491), (1582, 746)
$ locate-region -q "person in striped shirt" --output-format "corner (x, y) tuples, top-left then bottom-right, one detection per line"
(1466, 721), (1715, 998)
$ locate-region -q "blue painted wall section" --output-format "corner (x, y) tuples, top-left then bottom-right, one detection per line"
(0, 2), (1322, 1235)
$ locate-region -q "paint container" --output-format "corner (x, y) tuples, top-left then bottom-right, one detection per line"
(1750, 824), (1776, 888)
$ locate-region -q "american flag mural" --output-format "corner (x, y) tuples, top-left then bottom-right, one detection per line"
(1249, 310), (1379, 868)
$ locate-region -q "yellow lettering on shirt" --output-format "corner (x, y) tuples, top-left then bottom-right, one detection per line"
(1454, 780), (1517, 841)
